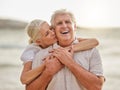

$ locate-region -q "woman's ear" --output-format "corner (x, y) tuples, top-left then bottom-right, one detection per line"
(36, 39), (42, 45)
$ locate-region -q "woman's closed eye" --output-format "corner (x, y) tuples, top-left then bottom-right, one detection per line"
(45, 31), (49, 36)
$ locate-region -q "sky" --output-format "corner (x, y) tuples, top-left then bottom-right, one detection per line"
(0, 0), (120, 28)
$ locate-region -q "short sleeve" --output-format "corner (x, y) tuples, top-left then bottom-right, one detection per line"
(89, 48), (103, 76)
(20, 44), (40, 64)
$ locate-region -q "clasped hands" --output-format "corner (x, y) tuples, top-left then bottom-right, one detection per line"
(43, 46), (74, 76)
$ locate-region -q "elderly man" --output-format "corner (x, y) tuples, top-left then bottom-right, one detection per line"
(26, 9), (104, 90)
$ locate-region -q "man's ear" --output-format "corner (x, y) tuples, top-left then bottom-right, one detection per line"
(74, 24), (77, 30)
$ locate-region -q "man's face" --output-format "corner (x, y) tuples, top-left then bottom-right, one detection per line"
(54, 14), (76, 47)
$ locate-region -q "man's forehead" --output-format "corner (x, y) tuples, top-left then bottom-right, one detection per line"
(55, 14), (70, 18)
(55, 14), (71, 21)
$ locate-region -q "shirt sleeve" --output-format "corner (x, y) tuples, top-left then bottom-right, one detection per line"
(20, 44), (40, 64)
(89, 48), (104, 76)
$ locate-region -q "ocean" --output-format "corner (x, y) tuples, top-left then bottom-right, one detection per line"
(0, 28), (120, 90)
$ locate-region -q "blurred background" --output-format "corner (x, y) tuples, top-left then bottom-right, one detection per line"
(0, 0), (120, 90)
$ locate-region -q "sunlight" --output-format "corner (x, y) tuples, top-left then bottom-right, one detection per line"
(0, 0), (120, 28)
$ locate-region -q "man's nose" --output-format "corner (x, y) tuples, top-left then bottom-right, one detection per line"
(62, 22), (67, 27)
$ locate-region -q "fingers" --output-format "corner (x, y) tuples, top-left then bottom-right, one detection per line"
(49, 49), (54, 53)
(69, 45), (74, 55)
(45, 47), (73, 66)
(52, 47), (73, 56)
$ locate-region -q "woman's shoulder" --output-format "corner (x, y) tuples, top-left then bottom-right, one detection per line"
(20, 43), (41, 62)
(26, 43), (41, 50)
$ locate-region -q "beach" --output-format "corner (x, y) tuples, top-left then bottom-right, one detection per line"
(0, 28), (120, 90)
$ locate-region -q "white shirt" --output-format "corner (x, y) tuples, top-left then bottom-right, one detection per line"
(20, 43), (58, 66)
(32, 40), (103, 90)
(20, 43), (41, 64)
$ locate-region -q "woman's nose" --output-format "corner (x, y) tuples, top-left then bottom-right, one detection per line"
(50, 30), (55, 35)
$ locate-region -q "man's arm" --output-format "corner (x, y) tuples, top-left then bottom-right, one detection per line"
(26, 56), (63, 90)
(26, 69), (53, 90)
(67, 62), (104, 90)
(52, 47), (104, 90)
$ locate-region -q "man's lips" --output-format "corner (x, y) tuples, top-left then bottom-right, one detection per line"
(60, 30), (69, 34)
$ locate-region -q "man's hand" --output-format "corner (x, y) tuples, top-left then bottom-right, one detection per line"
(44, 56), (64, 76)
(52, 47), (74, 67)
